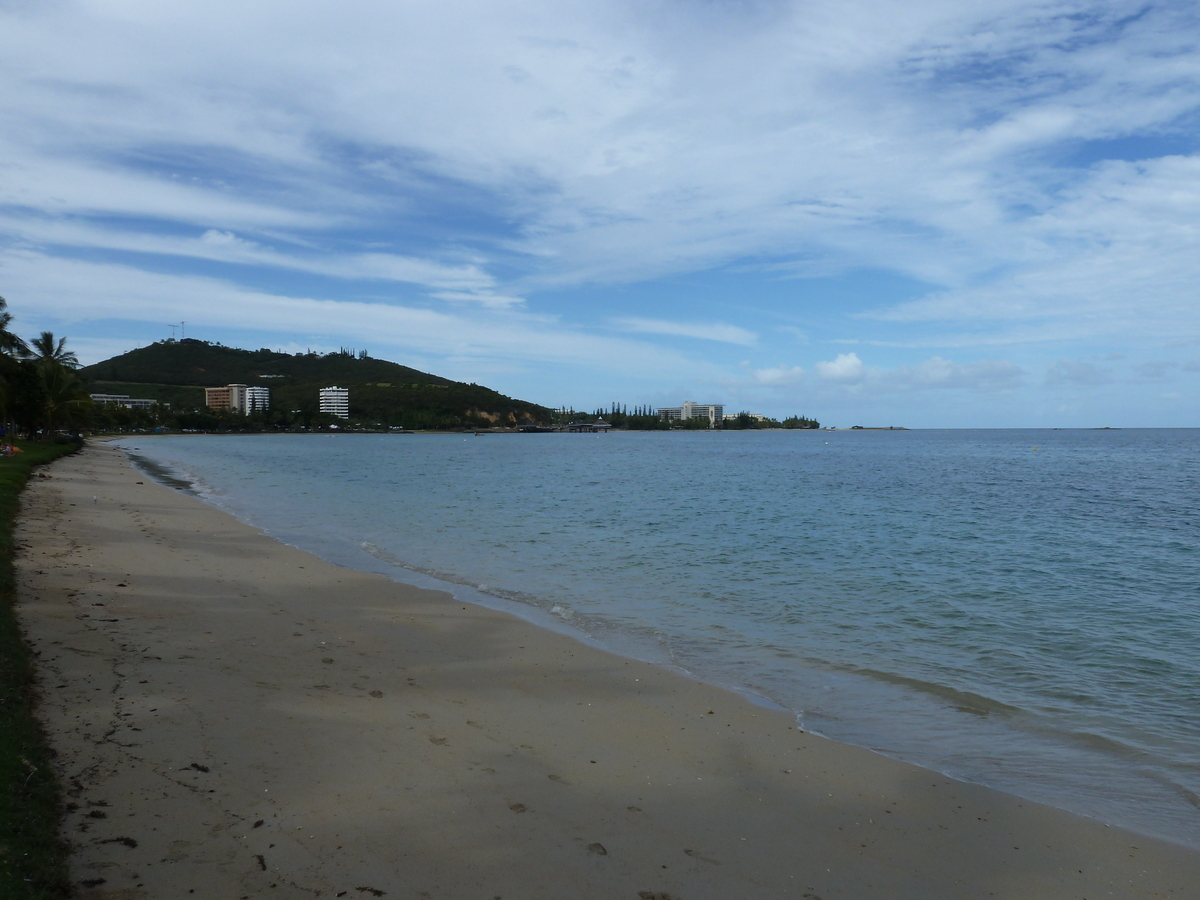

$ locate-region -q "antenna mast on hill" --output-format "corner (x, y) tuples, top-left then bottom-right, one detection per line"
(180, 321), (186, 340)
(167, 324), (177, 340)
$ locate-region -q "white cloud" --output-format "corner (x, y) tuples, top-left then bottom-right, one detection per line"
(0, 0), (1197, 423)
(0, 215), (520, 307)
(888, 356), (1024, 392)
(815, 352), (866, 384)
(7, 0), (1199, 308)
(751, 365), (806, 386)
(200, 229), (249, 247)
(611, 317), (757, 345)
(811, 352), (1021, 391)
(0, 249), (708, 379)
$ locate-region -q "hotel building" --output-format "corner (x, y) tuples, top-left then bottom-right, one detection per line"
(90, 393), (165, 411)
(319, 386), (350, 419)
(205, 384), (270, 414)
(659, 401), (724, 427)
(246, 386), (270, 411)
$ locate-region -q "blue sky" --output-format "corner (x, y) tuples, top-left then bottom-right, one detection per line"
(2, 0), (1199, 426)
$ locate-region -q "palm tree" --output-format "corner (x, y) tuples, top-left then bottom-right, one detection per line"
(29, 332), (85, 436)
(0, 296), (30, 440)
(31, 331), (79, 369)
(38, 362), (89, 436)
(0, 296), (29, 359)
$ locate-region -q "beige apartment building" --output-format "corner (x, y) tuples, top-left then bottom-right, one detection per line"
(205, 384), (270, 413)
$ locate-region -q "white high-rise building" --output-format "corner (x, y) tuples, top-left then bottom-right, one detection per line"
(246, 386), (270, 412)
(658, 401), (724, 426)
(319, 386), (350, 419)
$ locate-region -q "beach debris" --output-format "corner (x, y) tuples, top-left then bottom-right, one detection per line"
(80, 878), (107, 888)
(322, 657), (335, 664)
(587, 842), (608, 855)
(428, 735), (447, 745)
(97, 836), (138, 848)
(369, 690), (383, 698)
(189, 762), (210, 772)
(253, 819), (264, 828)
(638, 893), (674, 900)
(508, 802), (526, 813)
(255, 854), (267, 870)
(86, 810), (107, 819)
(355, 886), (386, 896)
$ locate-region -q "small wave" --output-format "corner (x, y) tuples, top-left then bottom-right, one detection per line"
(850, 667), (1021, 717)
(359, 542), (543, 605)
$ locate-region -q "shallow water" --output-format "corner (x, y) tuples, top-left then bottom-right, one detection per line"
(117, 429), (1200, 846)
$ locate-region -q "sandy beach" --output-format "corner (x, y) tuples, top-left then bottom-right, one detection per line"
(15, 442), (1198, 899)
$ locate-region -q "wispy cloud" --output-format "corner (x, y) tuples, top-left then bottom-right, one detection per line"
(0, 249), (708, 378)
(808, 352), (1023, 392)
(611, 317), (757, 345)
(1, 0), (1198, 423)
(751, 365), (805, 386)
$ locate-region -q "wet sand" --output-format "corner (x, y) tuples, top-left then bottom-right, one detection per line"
(16, 442), (1198, 898)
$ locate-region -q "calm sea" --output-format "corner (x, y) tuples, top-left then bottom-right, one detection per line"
(116, 429), (1200, 847)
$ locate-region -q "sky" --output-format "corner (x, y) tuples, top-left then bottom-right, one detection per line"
(2, 0), (1199, 427)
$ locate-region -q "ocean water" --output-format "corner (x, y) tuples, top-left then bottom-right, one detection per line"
(116, 429), (1200, 847)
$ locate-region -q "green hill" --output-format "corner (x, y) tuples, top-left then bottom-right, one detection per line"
(81, 340), (550, 429)
(82, 339), (455, 387)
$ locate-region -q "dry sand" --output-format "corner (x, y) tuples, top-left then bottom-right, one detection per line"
(15, 442), (1198, 899)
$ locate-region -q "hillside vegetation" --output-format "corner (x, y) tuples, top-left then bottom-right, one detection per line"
(81, 340), (551, 429)
(82, 339), (453, 388)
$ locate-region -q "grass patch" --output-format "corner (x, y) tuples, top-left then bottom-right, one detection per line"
(0, 439), (81, 899)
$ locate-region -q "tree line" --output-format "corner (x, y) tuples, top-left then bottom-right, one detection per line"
(551, 403), (820, 430)
(0, 298), (89, 442)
